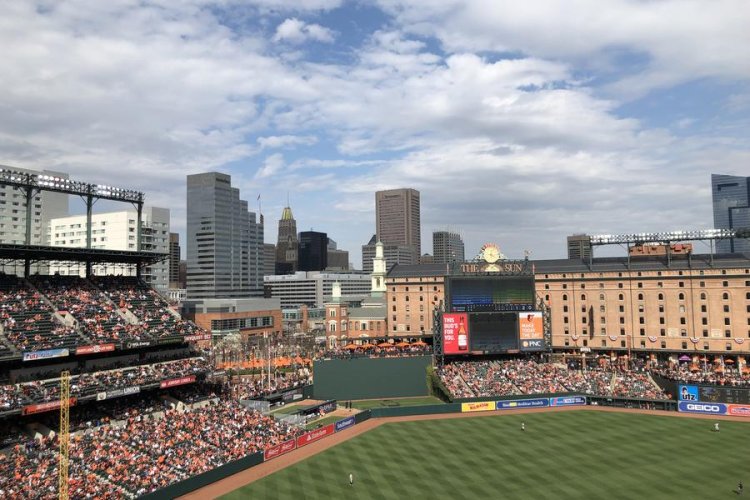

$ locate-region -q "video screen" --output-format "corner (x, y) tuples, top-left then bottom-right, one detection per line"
(450, 277), (535, 312)
(468, 312), (519, 352)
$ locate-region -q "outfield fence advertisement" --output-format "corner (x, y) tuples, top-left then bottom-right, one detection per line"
(461, 401), (495, 413)
(677, 401), (727, 415)
(264, 438), (297, 461)
(497, 398), (549, 410)
(335, 416), (355, 431)
(550, 396), (587, 407)
(297, 423), (336, 448)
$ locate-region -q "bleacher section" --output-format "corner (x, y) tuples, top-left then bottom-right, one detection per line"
(0, 275), (210, 356)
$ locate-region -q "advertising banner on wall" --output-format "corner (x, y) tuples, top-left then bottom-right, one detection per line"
(677, 401), (727, 415)
(297, 423), (335, 448)
(159, 375), (196, 389)
(727, 405), (750, 417)
(518, 312), (544, 351)
(549, 396), (587, 407)
(461, 401), (495, 413)
(76, 344), (116, 355)
(264, 438), (297, 461)
(22, 348), (69, 362)
(335, 416), (355, 432)
(22, 398), (77, 415)
(496, 398), (549, 410)
(443, 313), (469, 355)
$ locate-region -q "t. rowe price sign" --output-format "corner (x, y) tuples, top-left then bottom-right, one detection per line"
(443, 313), (469, 355)
(296, 423), (335, 448)
(159, 375), (196, 389)
(264, 438), (297, 461)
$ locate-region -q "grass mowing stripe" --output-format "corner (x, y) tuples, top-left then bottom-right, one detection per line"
(225, 411), (750, 499)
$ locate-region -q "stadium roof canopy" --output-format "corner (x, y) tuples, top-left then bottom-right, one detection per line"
(0, 244), (166, 264)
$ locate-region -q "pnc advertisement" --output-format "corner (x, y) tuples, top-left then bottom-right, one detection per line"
(518, 311), (544, 351)
(443, 313), (469, 355)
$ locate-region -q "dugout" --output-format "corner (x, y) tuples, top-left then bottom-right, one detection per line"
(313, 355), (431, 400)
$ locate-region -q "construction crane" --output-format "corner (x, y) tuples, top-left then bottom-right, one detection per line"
(59, 370), (70, 500)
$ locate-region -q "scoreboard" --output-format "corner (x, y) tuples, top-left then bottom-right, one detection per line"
(679, 384), (750, 405)
(443, 273), (546, 355)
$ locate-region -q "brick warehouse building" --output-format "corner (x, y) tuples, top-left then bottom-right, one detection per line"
(386, 253), (750, 356)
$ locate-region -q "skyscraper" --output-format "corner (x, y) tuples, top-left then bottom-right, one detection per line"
(712, 174), (750, 254)
(275, 205), (298, 274)
(298, 231), (328, 271)
(433, 230), (465, 263)
(169, 232), (181, 287)
(375, 188), (420, 264)
(186, 172), (264, 298)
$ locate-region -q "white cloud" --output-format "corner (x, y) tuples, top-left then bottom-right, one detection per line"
(257, 135), (318, 149)
(255, 153), (285, 179)
(273, 18), (335, 44)
(375, 0), (750, 97)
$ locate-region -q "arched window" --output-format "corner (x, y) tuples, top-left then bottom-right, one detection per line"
(678, 293), (685, 300)
(581, 294), (586, 301)
(658, 293), (664, 301)
(618, 294), (624, 301)
(701, 293), (707, 300)
(329, 309), (336, 318)
(329, 323), (336, 332)
(723, 292), (730, 300)
(637, 293), (644, 301)
(599, 294), (605, 301)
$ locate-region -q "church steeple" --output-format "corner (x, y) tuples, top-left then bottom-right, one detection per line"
(371, 240), (387, 297)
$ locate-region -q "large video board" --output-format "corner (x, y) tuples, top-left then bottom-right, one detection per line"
(449, 277), (535, 312)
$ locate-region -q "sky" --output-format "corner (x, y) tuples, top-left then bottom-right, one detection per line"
(1, 0), (749, 267)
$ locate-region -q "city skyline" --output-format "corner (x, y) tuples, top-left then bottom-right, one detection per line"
(0, 2), (748, 267)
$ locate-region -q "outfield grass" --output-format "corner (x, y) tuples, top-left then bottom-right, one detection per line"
(223, 410), (750, 499)
(304, 415), (340, 430)
(350, 396), (444, 410)
(270, 404), (302, 415)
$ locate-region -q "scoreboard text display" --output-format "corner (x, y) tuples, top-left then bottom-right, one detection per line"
(679, 384), (750, 405)
(449, 277), (535, 312)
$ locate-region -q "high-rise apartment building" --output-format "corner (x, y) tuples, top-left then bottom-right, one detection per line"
(712, 174), (750, 254)
(567, 234), (592, 260)
(169, 232), (180, 287)
(298, 231), (328, 271)
(275, 205), (298, 274)
(186, 172), (264, 299)
(48, 207), (171, 289)
(375, 188), (420, 264)
(263, 243), (277, 276)
(0, 165), (69, 246)
(433, 230), (465, 263)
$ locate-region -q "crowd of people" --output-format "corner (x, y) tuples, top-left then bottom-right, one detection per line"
(0, 357), (210, 412)
(94, 276), (203, 339)
(4, 275), (213, 352)
(653, 364), (750, 387)
(320, 342), (433, 359)
(231, 370), (313, 401)
(0, 278), (83, 352)
(438, 358), (669, 400)
(0, 399), (302, 498)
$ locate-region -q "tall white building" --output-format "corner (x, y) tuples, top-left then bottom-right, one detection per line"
(0, 165), (69, 245)
(47, 207), (170, 289)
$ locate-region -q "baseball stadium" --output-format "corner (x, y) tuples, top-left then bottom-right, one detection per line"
(3, 169), (750, 499)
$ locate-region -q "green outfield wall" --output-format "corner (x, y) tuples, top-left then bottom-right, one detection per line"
(313, 356), (432, 400)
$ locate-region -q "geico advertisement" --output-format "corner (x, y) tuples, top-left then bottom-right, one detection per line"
(678, 401), (727, 415)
